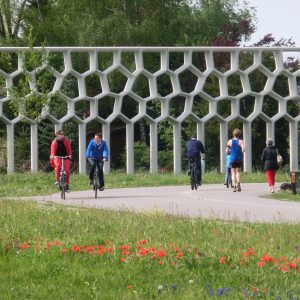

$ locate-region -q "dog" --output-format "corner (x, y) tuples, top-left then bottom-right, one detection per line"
(279, 182), (292, 191)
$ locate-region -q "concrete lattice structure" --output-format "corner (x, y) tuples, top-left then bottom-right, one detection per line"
(0, 47), (299, 174)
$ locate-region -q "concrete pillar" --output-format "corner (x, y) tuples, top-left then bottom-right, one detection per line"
(150, 122), (158, 174)
(243, 122), (252, 172)
(31, 123), (38, 173)
(7, 124), (14, 174)
(126, 122), (134, 174)
(102, 123), (110, 174)
(220, 122), (228, 173)
(289, 120), (298, 171)
(173, 122), (181, 174)
(78, 123), (86, 174)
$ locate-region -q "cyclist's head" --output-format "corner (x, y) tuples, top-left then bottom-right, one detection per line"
(191, 132), (197, 139)
(55, 130), (64, 140)
(94, 132), (102, 144)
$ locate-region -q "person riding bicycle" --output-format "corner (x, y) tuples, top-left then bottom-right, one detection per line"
(50, 130), (72, 192)
(86, 132), (109, 191)
(224, 146), (231, 185)
(186, 132), (205, 186)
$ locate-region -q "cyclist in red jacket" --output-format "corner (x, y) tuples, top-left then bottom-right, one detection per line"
(50, 130), (72, 192)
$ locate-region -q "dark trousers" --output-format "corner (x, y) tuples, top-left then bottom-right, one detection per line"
(89, 160), (104, 186)
(188, 157), (202, 183)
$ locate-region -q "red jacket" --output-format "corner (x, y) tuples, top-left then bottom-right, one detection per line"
(50, 138), (72, 166)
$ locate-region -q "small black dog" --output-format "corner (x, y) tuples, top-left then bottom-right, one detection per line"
(280, 182), (292, 191)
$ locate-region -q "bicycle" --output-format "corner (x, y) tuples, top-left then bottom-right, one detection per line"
(225, 167), (233, 188)
(91, 159), (105, 198)
(54, 156), (70, 200)
(189, 157), (198, 190)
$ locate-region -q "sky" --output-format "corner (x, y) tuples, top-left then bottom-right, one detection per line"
(242, 0), (300, 47)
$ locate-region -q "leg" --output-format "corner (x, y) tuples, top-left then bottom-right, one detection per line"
(64, 159), (71, 184)
(89, 160), (96, 181)
(98, 161), (104, 187)
(54, 157), (62, 183)
(236, 168), (242, 191)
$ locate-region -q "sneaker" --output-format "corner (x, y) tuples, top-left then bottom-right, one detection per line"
(89, 180), (93, 185)
(55, 181), (59, 185)
(224, 182), (227, 185)
(237, 183), (241, 192)
(197, 182), (201, 186)
(271, 188), (274, 193)
(66, 185), (70, 193)
(233, 186), (237, 192)
(187, 171), (191, 176)
(99, 186), (104, 191)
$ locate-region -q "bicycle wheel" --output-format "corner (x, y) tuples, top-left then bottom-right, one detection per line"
(60, 174), (66, 200)
(94, 175), (98, 198)
(226, 177), (229, 188)
(190, 167), (197, 190)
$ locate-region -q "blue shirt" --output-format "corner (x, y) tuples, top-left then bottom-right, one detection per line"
(230, 138), (243, 162)
(86, 140), (109, 160)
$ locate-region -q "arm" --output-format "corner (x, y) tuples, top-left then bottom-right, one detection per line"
(86, 141), (92, 159)
(239, 139), (245, 152)
(50, 140), (56, 157)
(103, 141), (109, 159)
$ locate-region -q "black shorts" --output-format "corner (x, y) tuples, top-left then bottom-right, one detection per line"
(231, 161), (243, 169)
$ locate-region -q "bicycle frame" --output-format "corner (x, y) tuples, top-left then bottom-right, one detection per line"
(54, 156), (69, 199)
(91, 159), (104, 198)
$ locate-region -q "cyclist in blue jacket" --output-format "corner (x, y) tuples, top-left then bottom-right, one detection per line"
(186, 132), (205, 186)
(86, 132), (109, 190)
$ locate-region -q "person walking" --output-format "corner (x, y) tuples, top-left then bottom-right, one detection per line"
(224, 146), (231, 185)
(226, 128), (245, 192)
(186, 132), (205, 186)
(86, 132), (109, 190)
(261, 138), (278, 193)
(50, 130), (72, 192)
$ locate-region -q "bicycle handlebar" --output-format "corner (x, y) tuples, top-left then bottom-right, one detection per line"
(52, 156), (71, 159)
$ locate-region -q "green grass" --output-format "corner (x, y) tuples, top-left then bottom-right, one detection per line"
(1, 200), (300, 299)
(0, 170), (299, 299)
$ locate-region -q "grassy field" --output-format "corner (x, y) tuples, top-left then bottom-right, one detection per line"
(1, 170), (300, 299)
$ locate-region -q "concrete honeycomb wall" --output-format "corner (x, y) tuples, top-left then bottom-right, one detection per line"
(0, 47), (299, 174)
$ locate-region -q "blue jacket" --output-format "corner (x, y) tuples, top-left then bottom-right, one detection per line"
(86, 140), (109, 160)
(186, 138), (205, 159)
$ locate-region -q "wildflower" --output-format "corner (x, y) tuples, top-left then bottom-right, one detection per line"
(171, 284), (177, 291)
(138, 239), (147, 245)
(127, 285), (134, 289)
(157, 285), (163, 295)
(188, 279), (194, 284)
(18, 242), (30, 249)
(257, 261), (265, 267)
(61, 248), (68, 254)
(119, 257), (126, 263)
(219, 257), (226, 264)
(158, 260), (163, 265)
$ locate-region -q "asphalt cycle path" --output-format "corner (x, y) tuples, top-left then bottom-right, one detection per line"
(20, 183), (300, 223)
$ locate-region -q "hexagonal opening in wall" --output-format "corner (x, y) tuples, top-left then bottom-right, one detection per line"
(240, 96), (255, 118)
(0, 76), (7, 99)
(12, 73), (31, 97)
(213, 52), (230, 73)
(262, 96), (278, 118)
(273, 74), (289, 97)
(23, 51), (43, 72)
(48, 94), (68, 120)
(98, 95), (115, 119)
(61, 74), (79, 99)
(142, 52), (161, 74)
(85, 73), (102, 97)
(192, 52), (206, 72)
(75, 99), (91, 120)
(227, 74), (243, 96)
(46, 52), (65, 73)
(132, 74), (150, 98)
(262, 52), (276, 72)
(0, 52), (18, 73)
(178, 69), (198, 93)
(71, 52), (90, 73)
(36, 69), (56, 94)
(192, 95), (209, 118)
(239, 51), (254, 71)
(121, 95), (139, 119)
(217, 99), (231, 119)
(107, 69), (128, 94)
(121, 52), (136, 73)
(249, 69), (268, 93)
(203, 74), (220, 98)
(2, 100), (17, 120)
(146, 98), (161, 119)
(169, 95), (186, 118)
(157, 73), (173, 97)
(287, 99), (300, 118)
(98, 52), (113, 71)
(169, 52), (184, 71)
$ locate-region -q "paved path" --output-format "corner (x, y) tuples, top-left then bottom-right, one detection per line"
(19, 183), (300, 223)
